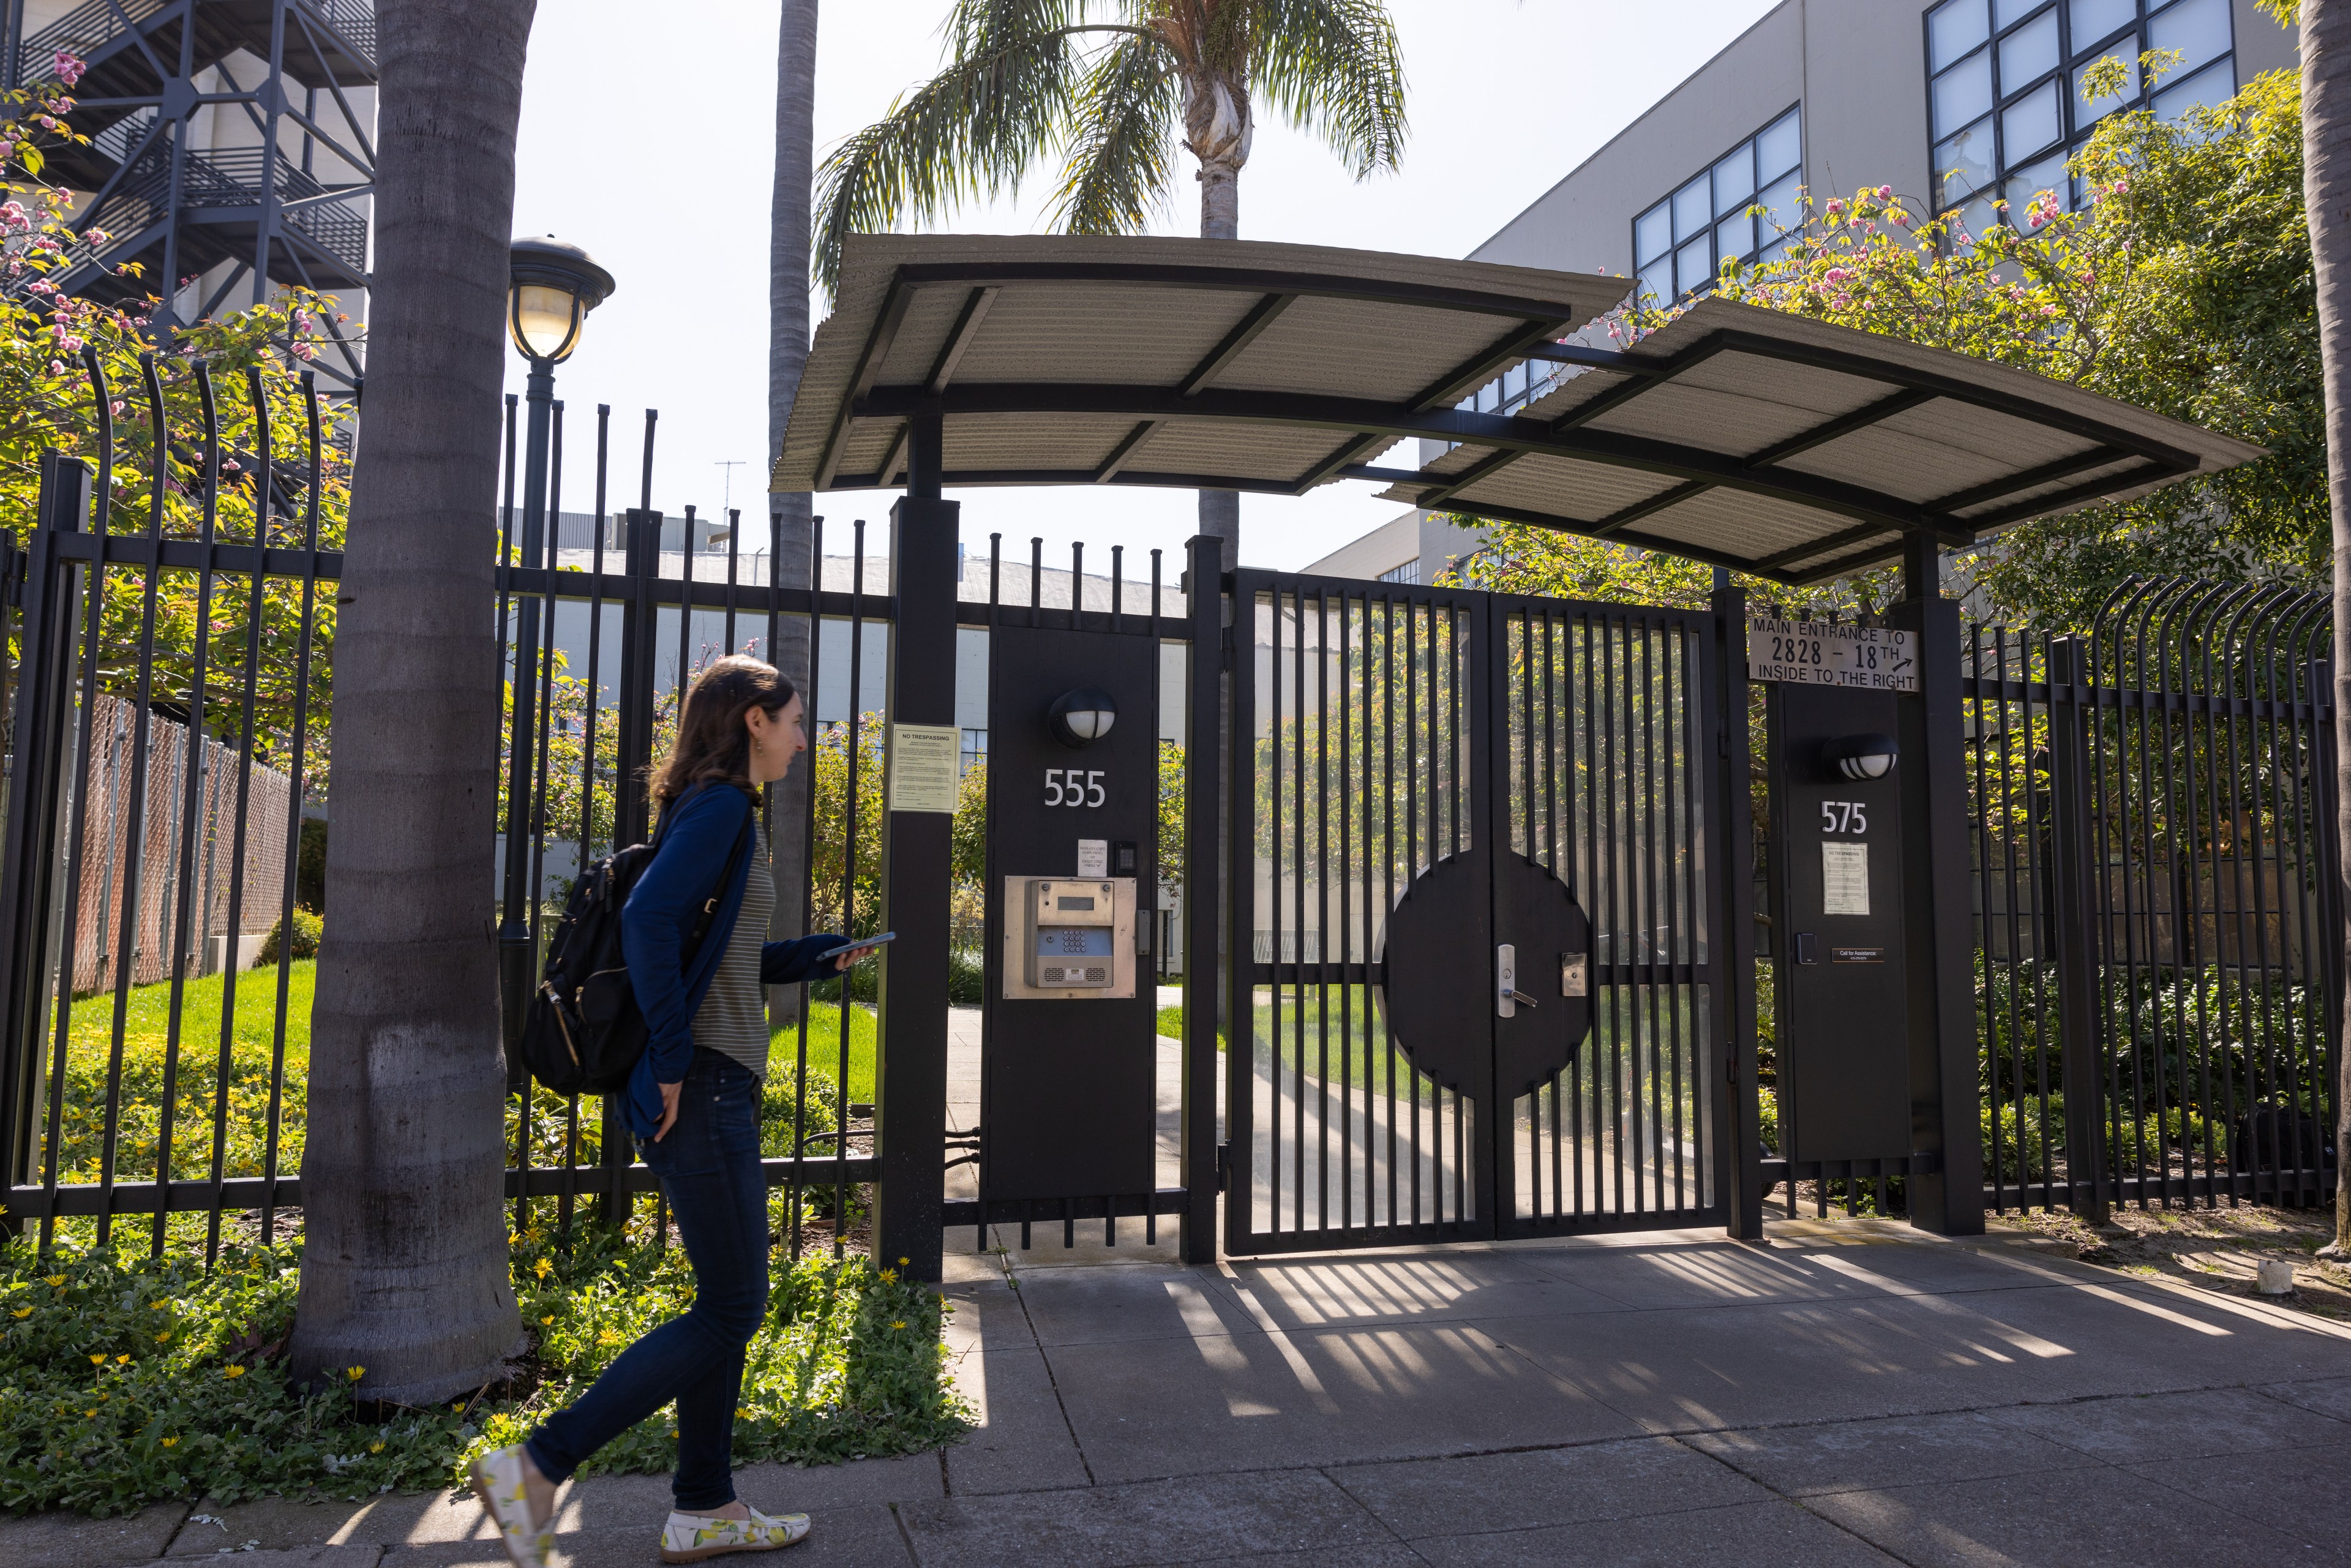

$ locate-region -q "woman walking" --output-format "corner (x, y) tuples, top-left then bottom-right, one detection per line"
(473, 655), (869, 1564)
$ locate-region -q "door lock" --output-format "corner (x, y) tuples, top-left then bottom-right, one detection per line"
(1496, 943), (1540, 1016)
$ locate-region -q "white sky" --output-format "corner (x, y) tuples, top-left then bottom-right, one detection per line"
(504, 1), (1779, 574)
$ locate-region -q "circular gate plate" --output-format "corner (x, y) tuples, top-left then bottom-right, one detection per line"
(1376, 851), (1592, 1099)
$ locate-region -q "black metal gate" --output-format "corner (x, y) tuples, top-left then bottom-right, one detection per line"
(1221, 569), (1736, 1254)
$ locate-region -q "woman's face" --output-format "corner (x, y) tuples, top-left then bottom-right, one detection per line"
(744, 693), (807, 784)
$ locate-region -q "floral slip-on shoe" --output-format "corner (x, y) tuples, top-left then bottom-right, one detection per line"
(469, 1444), (555, 1568)
(658, 1506), (813, 1562)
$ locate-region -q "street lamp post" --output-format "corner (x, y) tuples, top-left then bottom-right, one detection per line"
(499, 236), (615, 1080)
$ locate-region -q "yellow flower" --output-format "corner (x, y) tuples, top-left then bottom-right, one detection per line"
(151, 1302), (168, 1311)
(452, 1403), (465, 1412)
(898, 1257), (909, 1267)
(83, 1408), (95, 1418)
(533, 1258), (551, 1279)
(10, 1307), (28, 1319)
(368, 1440), (384, 1454)
(43, 1275), (64, 1288)
(222, 1364), (246, 1379)
(879, 1269), (897, 1285)
(890, 1320), (906, 1331)
(161, 1436), (178, 1447)
(597, 1329), (620, 1346)
(88, 1354), (103, 1365)
(115, 1354), (130, 1365)
(540, 1314), (554, 1326)
(347, 1367), (366, 1382)
(155, 1332), (170, 1343)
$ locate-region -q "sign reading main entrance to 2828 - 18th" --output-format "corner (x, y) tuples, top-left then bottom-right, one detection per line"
(1747, 615), (1918, 692)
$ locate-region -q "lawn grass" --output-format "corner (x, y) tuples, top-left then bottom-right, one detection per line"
(770, 1002), (876, 1107)
(46, 966), (873, 1192)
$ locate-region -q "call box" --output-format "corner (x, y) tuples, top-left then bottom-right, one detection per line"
(1007, 876), (1136, 996)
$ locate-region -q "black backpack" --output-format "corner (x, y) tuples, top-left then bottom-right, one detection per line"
(519, 800), (752, 1097)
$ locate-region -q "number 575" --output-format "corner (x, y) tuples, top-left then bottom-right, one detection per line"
(1821, 801), (1866, 834)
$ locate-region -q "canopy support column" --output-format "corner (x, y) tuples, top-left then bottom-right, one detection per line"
(874, 412), (955, 1279)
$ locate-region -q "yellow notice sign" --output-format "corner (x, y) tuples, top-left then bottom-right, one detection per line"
(887, 724), (961, 813)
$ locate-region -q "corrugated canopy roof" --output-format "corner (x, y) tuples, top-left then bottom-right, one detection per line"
(774, 234), (2261, 584)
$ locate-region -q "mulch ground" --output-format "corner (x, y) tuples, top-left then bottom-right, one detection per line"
(1993, 1201), (2351, 1317)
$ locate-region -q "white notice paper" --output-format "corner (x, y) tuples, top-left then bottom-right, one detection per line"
(1821, 841), (1870, 917)
(887, 724), (962, 813)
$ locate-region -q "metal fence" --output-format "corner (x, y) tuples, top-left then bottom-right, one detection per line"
(0, 366), (901, 1259)
(1963, 579), (2340, 1216)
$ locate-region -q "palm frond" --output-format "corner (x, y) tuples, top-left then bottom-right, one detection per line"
(1244, 0), (1408, 179)
(1050, 34), (1182, 235)
(814, 34), (1078, 295)
(814, 2), (1154, 296)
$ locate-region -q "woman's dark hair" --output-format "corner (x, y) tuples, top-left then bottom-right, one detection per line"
(648, 655), (798, 808)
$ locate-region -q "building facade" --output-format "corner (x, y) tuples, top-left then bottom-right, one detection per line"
(1305, 0), (2296, 587)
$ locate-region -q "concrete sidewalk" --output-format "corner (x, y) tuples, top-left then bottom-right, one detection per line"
(18, 1218), (2351, 1567)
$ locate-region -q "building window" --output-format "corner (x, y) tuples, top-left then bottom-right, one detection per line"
(1925, 0), (2233, 241)
(1376, 560), (1420, 585)
(1632, 107), (1802, 309)
(960, 727), (987, 775)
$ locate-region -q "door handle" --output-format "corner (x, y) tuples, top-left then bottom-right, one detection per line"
(1497, 943), (1539, 1016)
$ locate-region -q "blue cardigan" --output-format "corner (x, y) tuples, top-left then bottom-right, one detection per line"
(619, 781), (850, 1136)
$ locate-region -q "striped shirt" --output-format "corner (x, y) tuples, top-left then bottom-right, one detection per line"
(694, 822), (774, 1078)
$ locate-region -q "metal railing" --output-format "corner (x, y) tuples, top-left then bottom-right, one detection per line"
(1963, 579), (2340, 1216)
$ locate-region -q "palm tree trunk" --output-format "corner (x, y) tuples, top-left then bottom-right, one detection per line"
(2308, 0), (2351, 1251)
(768, 0), (819, 1021)
(1194, 154), (1240, 560)
(287, 0), (533, 1402)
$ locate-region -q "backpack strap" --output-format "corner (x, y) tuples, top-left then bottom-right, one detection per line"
(681, 791), (757, 963)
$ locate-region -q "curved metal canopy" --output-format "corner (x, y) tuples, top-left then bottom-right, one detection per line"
(774, 234), (2260, 585)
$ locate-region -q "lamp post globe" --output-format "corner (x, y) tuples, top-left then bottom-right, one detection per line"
(507, 234), (616, 366)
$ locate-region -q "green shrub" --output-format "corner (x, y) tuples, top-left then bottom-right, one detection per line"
(257, 910), (321, 965)
(0, 1228), (970, 1517)
(948, 948), (984, 1005)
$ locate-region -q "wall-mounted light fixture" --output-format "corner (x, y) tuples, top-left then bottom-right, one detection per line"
(1821, 732), (1897, 781)
(1048, 687), (1117, 748)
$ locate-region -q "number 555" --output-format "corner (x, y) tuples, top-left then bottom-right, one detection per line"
(1044, 768), (1105, 808)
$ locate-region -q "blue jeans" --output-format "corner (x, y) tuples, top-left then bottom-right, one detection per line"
(527, 1049), (768, 1511)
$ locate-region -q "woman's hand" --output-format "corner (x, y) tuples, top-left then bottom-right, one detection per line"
(654, 1079), (683, 1142)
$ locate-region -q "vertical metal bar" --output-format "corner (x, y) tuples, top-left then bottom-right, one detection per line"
(1378, 591), (1398, 1232)
(2048, 637), (2108, 1220)
(836, 523), (864, 1258)
(1183, 535), (1223, 1262)
(0, 457), (91, 1247)
(1403, 596), (1420, 1225)
(1467, 588), (1498, 1236)
(1226, 576), (1259, 1254)
(789, 516), (825, 1260)
(257, 375), (327, 1247)
(1315, 588), (1330, 1235)
(1344, 585), (1363, 1222)
(228, 369), (285, 1245)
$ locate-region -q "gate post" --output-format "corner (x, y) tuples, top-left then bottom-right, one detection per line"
(1712, 582), (1764, 1239)
(0, 455), (91, 1213)
(1894, 538), (1986, 1234)
(600, 508), (661, 1224)
(871, 414), (956, 1281)
(1180, 535), (1223, 1263)
(2045, 637), (2109, 1221)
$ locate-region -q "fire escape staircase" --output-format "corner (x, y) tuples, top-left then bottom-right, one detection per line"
(7, 0), (374, 373)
